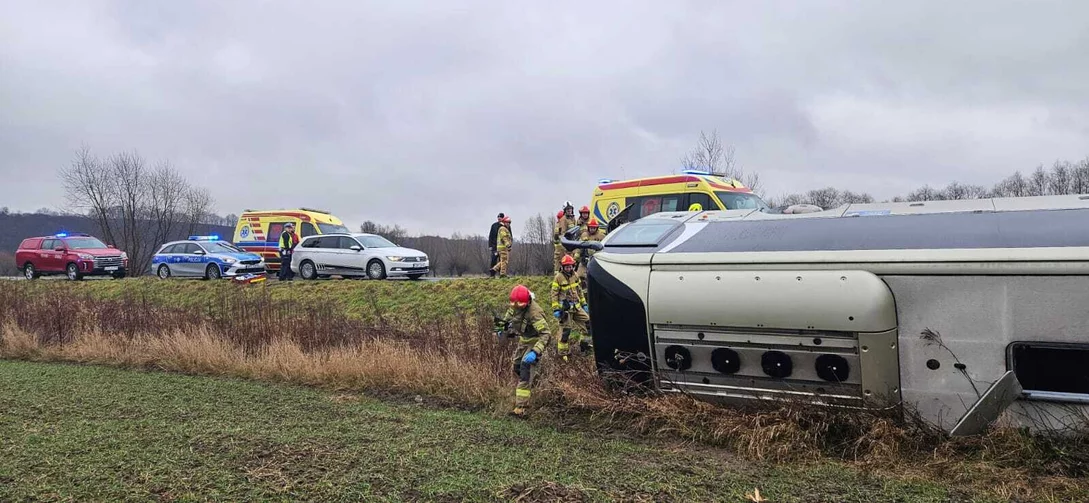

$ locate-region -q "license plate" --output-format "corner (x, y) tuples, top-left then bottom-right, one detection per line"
(105, 266), (119, 271)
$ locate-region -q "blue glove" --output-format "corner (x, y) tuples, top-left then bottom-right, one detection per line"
(522, 350), (538, 364)
(553, 310), (562, 319)
(581, 303), (589, 314)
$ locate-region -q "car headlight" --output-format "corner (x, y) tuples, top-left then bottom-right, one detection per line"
(222, 257), (237, 264)
(78, 253), (94, 260)
(386, 256), (404, 262)
(120, 252), (128, 259)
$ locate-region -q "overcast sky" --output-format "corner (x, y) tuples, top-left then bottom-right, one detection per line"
(2, 1), (1087, 235)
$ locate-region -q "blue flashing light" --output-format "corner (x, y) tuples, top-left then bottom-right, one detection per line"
(188, 235), (220, 241)
(55, 232), (68, 238)
(597, 178), (614, 184)
(681, 169), (712, 176)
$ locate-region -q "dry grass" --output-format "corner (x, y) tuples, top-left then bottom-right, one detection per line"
(2, 283), (1088, 501)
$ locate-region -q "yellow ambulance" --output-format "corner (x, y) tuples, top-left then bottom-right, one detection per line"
(232, 208), (350, 271)
(588, 170), (769, 225)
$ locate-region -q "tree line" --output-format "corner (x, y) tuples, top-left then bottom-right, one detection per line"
(766, 157), (1089, 209)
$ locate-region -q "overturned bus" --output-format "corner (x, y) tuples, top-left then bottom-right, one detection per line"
(566, 195), (1089, 435)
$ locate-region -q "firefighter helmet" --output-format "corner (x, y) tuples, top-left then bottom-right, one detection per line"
(510, 285), (531, 304)
(556, 210), (564, 220)
(579, 205), (590, 214)
(588, 218), (599, 230)
(561, 254), (576, 266)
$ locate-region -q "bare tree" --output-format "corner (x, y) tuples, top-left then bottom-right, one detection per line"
(805, 187), (841, 209)
(679, 130), (764, 196)
(1049, 160), (1073, 195)
(993, 171), (1028, 198)
(182, 186), (213, 237)
(1073, 157), (1089, 194)
(906, 185), (940, 202)
(940, 182), (987, 200)
(1028, 165), (1049, 196)
(60, 145), (118, 246)
(148, 161), (188, 247)
(59, 145), (217, 276)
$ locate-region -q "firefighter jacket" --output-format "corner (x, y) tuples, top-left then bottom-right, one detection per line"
(496, 225), (512, 250)
(553, 217), (578, 244)
(575, 228), (608, 263)
(500, 301), (551, 352)
(551, 271), (586, 310)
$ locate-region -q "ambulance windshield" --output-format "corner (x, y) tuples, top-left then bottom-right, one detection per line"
(318, 223), (350, 234)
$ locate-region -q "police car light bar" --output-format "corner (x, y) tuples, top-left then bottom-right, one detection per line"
(188, 235), (221, 241)
(55, 232), (68, 237)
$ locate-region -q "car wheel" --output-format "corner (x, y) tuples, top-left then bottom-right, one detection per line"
(23, 263), (39, 280)
(205, 264), (222, 280)
(66, 263), (82, 281)
(367, 259), (387, 280)
(300, 260), (318, 280)
(157, 264), (171, 279)
(408, 274), (424, 281)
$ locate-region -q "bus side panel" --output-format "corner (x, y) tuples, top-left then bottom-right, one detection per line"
(886, 275), (1089, 432)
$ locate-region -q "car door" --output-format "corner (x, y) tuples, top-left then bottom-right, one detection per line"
(180, 243), (207, 276)
(335, 236), (365, 274)
(39, 239), (61, 272)
(304, 236), (335, 273)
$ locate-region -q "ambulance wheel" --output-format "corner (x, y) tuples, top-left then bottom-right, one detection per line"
(205, 264), (222, 280)
(299, 260), (318, 280)
(366, 260), (386, 280)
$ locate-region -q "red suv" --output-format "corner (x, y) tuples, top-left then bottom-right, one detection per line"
(16, 233), (128, 281)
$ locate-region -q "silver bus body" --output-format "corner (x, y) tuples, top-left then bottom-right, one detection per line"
(580, 195), (1089, 434)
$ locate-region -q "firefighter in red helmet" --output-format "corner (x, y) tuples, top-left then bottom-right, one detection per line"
(575, 217), (607, 281)
(495, 284), (552, 416)
(551, 254), (591, 360)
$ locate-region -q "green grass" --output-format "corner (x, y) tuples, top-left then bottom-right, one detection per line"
(0, 360), (970, 503)
(16, 276), (554, 323)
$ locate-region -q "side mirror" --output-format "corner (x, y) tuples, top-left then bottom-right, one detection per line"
(193, 250), (206, 255)
(350, 245), (362, 251)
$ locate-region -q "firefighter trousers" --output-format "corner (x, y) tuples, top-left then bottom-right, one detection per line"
(556, 307), (591, 358)
(492, 248), (509, 277)
(553, 244), (565, 273)
(512, 338), (542, 408)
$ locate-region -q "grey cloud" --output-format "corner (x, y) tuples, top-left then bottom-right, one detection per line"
(2, 1), (1088, 235)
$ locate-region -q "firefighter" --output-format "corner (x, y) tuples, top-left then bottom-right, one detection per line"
(495, 284), (552, 416)
(491, 216), (512, 278)
(551, 254), (591, 360)
(576, 205), (591, 236)
(575, 218), (607, 281)
(277, 222), (299, 281)
(553, 202), (577, 273)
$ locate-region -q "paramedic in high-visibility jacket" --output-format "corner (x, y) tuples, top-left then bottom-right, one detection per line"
(278, 222), (299, 281)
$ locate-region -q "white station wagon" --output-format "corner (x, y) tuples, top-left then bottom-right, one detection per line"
(289, 232), (430, 280)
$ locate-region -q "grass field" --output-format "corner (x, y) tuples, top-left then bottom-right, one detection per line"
(0, 360), (972, 503)
(2, 278), (1087, 502)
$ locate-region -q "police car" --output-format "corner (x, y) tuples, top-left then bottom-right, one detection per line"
(151, 236), (267, 280)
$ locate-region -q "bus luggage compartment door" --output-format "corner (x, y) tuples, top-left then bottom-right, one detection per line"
(647, 269), (901, 408)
